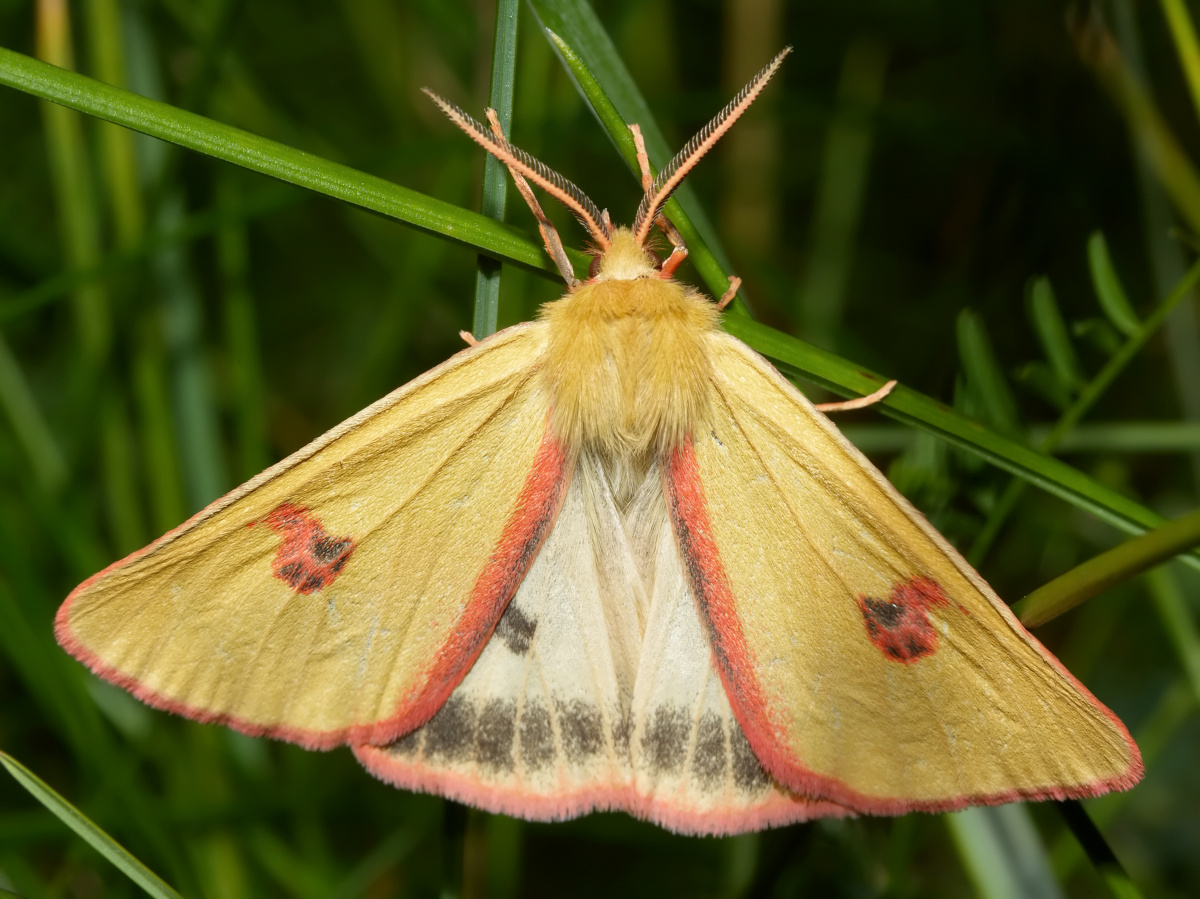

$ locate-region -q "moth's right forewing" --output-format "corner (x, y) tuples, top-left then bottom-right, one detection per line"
(665, 333), (1140, 814)
(58, 323), (566, 749)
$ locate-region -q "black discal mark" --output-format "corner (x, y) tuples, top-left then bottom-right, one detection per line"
(495, 602), (537, 655)
(311, 534), (353, 565)
(691, 712), (726, 790)
(424, 696), (476, 763)
(862, 598), (902, 630)
(388, 728), (422, 758)
(519, 701), (555, 771)
(475, 699), (517, 773)
(730, 725), (770, 794)
(558, 699), (603, 763)
(642, 706), (689, 774)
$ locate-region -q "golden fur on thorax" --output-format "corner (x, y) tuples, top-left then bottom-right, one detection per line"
(540, 229), (719, 458)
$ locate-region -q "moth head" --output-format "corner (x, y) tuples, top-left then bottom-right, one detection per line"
(424, 46), (791, 284)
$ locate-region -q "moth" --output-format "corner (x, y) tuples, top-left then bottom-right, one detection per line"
(57, 49), (1141, 835)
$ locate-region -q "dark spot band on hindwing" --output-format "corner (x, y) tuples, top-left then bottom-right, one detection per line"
(690, 712), (726, 790)
(557, 699), (603, 764)
(519, 701), (555, 771)
(730, 725), (770, 795)
(642, 705), (689, 775)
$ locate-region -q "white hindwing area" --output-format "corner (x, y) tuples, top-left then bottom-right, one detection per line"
(355, 454), (847, 835)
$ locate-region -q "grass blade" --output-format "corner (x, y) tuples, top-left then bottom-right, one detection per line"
(473, 0), (520, 340)
(1014, 506), (1200, 625)
(1028, 277), (1085, 392)
(1055, 802), (1143, 899)
(1088, 233), (1141, 336)
(0, 46), (555, 276)
(0, 751), (183, 899)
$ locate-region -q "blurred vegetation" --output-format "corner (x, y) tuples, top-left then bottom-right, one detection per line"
(1, 0), (1200, 896)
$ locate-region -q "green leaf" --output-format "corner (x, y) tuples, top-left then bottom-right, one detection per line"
(1014, 506), (1200, 625)
(1088, 232), (1141, 336)
(1027, 276), (1085, 392)
(0, 751), (183, 898)
(0, 46), (556, 278)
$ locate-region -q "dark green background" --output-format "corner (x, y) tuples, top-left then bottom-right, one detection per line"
(0, 0), (1198, 896)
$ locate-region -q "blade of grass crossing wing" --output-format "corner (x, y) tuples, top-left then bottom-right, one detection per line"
(0, 752), (183, 899)
(474, 0), (520, 340)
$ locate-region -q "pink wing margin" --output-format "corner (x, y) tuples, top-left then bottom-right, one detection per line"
(662, 439), (1144, 815)
(56, 410), (573, 752)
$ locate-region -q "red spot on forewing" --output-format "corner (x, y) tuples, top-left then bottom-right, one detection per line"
(858, 576), (949, 663)
(260, 502), (356, 595)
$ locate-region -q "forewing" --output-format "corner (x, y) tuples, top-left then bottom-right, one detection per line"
(663, 332), (1141, 813)
(57, 324), (570, 748)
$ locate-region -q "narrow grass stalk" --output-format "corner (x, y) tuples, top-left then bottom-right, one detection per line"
(0, 46), (556, 276)
(1014, 506), (1200, 626)
(473, 0), (520, 340)
(0, 751), (183, 899)
(1055, 802), (1143, 899)
(1160, 0), (1200, 126)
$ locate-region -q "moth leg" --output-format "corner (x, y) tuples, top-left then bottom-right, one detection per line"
(485, 108), (580, 289)
(716, 276), (742, 311)
(814, 380), (898, 413)
(459, 330), (479, 347)
(630, 124), (689, 276)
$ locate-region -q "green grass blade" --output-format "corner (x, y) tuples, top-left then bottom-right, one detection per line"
(0, 751), (183, 899)
(540, 29), (745, 312)
(1160, 0), (1200, 125)
(473, 0), (520, 340)
(1014, 506), (1200, 625)
(1028, 276), (1085, 392)
(1055, 802), (1143, 899)
(1088, 232), (1141, 336)
(529, 3), (744, 311)
(526, 0), (731, 256)
(946, 805), (1064, 899)
(0, 46), (555, 277)
(1147, 566), (1200, 698)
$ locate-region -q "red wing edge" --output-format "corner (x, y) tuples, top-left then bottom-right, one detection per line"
(56, 421), (573, 751)
(663, 439), (1143, 815)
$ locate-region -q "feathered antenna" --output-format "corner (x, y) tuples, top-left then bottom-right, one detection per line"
(631, 47), (791, 248)
(424, 89), (612, 251)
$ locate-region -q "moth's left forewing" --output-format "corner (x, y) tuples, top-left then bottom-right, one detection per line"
(666, 332), (1142, 814)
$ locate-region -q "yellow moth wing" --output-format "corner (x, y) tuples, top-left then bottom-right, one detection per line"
(666, 332), (1141, 813)
(57, 323), (567, 747)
